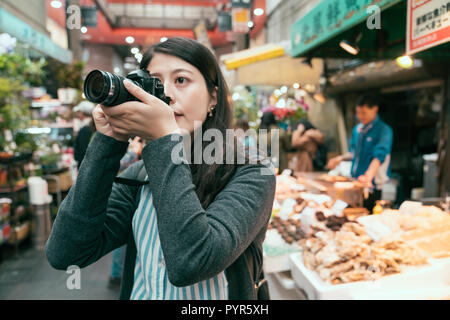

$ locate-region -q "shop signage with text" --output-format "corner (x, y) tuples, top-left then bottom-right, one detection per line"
(406, 0), (450, 54)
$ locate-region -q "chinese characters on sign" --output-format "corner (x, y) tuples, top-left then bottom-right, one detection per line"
(407, 0), (450, 54)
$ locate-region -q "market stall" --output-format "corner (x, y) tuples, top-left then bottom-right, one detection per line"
(263, 172), (450, 300)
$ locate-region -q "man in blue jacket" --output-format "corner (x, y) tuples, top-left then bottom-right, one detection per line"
(328, 93), (393, 212)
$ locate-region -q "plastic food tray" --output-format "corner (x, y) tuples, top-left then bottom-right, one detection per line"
(289, 253), (450, 300)
(263, 252), (294, 274)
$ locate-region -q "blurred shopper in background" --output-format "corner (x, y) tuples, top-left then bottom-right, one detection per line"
(289, 119), (325, 172)
(327, 93), (393, 212)
(259, 111), (291, 173)
(73, 101), (96, 169)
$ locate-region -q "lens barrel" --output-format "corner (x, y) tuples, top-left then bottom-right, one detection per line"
(84, 70), (131, 106)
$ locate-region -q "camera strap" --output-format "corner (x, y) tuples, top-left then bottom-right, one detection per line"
(114, 177), (149, 187)
(114, 163), (149, 187)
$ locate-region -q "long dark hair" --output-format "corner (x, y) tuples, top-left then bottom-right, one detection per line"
(259, 112), (277, 130)
(140, 37), (240, 209)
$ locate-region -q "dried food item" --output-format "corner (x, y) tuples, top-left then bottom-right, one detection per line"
(343, 207), (370, 220)
(315, 211), (326, 221)
(298, 222), (429, 285)
(319, 174), (350, 183)
(285, 236), (294, 244)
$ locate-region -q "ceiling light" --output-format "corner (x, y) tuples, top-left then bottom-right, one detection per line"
(80, 26), (88, 34)
(396, 55), (413, 69)
(280, 86), (288, 94)
(50, 1), (62, 9)
(114, 67), (121, 74)
(254, 8), (264, 16)
(160, 37), (168, 42)
(247, 21), (254, 28)
(339, 32), (363, 55)
(293, 83), (300, 89)
(131, 47), (139, 55)
(135, 53), (143, 63)
(125, 36), (135, 44)
(339, 40), (359, 55)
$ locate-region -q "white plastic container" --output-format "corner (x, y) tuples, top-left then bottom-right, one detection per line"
(27, 177), (49, 205)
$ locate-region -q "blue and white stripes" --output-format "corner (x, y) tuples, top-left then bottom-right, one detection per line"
(130, 183), (228, 300)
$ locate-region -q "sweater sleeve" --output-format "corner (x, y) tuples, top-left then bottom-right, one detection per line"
(46, 132), (140, 270)
(141, 134), (276, 287)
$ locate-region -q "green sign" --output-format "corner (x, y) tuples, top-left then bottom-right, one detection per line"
(0, 8), (72, 64)
(290, 0), (403, 57)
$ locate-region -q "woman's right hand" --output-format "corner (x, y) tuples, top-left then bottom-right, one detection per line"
(92, 105), (129, 142)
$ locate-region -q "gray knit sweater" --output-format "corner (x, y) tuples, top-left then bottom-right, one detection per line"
(45, 132), (275, 299)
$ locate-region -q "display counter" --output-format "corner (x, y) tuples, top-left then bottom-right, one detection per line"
(263, 172), (450, 300)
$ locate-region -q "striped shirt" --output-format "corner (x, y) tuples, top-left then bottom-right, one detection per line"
(130, 182), (229, 300)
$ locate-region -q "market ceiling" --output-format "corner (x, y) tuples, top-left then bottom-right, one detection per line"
(47, 0), (266, 47)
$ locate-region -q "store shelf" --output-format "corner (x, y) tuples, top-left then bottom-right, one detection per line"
(0, 184), (27, 194)
(0, 153), (33, 165)
(31, 100), (61, 108)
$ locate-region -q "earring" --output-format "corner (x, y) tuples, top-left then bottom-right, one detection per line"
(209, 105), (216, 117)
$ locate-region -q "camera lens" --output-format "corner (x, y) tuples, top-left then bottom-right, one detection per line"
(83, 68), (170, 107)
(88, 71), (105, 98)
(84, 70), (130, 106)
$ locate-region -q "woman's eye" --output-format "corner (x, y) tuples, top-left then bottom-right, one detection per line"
(176, 77), (187, 84)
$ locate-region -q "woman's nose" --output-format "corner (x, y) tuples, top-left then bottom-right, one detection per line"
(163, 81), (175, 104)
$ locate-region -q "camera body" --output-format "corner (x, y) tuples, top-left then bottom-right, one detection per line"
(83, 69), (171, 107)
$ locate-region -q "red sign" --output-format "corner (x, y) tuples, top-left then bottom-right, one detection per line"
(407, 0), (450, 55)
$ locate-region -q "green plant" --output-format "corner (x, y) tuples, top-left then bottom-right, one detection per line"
(0, 52), (46, 153)
(0, 54), (46, 86)
(39, 152), (62, 167)
(56, 61), (85, 89)
(231, 85), (259, 126)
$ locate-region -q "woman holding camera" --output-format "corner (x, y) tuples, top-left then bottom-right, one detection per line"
(46, 37), (275, 300)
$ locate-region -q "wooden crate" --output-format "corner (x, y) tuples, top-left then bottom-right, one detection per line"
(47, 170), (73, 193)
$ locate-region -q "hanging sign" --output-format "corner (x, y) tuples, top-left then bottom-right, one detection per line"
(406, 0), (450, 55)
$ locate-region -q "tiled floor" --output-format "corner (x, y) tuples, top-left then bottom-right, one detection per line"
(0, 243), (120, 300)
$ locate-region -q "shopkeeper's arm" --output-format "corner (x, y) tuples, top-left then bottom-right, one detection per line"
(46, 133), (140, 270)
(358, 125), (393, 185)
(357, 158), (381, 185)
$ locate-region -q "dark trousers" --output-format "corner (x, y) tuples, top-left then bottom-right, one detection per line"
(363, 189), (382, 213)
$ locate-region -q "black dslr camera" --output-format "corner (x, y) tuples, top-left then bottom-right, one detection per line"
(83, 69), (171, 107)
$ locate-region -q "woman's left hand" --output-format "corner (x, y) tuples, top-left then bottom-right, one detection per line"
(101, 80), (180, 141)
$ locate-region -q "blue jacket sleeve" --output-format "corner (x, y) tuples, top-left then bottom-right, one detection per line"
(372, 125), (393, 163)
